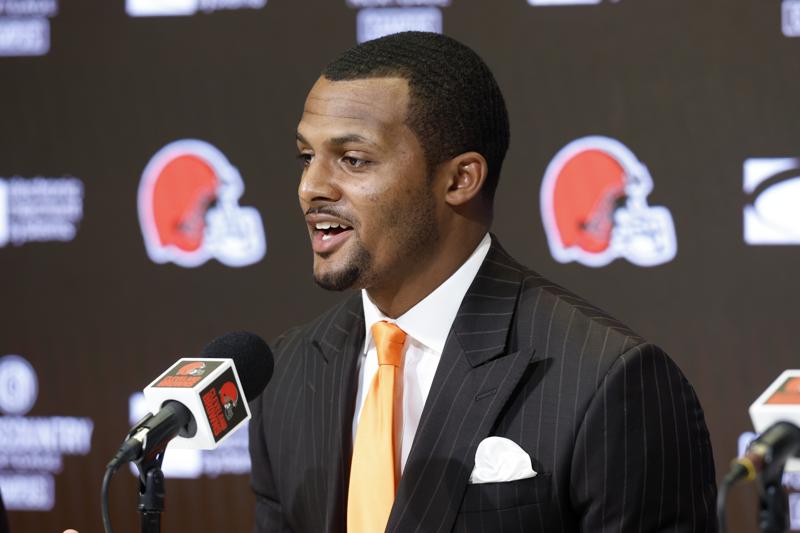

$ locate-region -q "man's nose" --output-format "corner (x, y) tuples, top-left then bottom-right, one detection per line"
(298, 158), (339, 205)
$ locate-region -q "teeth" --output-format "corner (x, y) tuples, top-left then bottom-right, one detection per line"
(322, 234), (331, 241)
(315, 222), (351, 230)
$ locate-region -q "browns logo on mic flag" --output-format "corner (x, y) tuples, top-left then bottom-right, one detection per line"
(144, 358), (250, 450)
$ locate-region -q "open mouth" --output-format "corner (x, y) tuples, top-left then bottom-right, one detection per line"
(314, 221), (353, 241)
(310, 219), (354, 254)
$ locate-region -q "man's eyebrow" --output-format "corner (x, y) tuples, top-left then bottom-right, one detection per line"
(296, 131), (376, 147)
(328, 134), (375, 146)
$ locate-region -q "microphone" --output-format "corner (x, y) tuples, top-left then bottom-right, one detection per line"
(717, 371), (800, 533)
(726, 421), (800, 484)
(108, 331), (273, 470)
(722, 371), (800, 485)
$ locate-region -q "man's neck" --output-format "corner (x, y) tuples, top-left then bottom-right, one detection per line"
(366, 229), (488, 318)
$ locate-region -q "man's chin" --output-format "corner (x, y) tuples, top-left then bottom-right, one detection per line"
(313, 265), (363, 291)
(312, 240), (372, 291)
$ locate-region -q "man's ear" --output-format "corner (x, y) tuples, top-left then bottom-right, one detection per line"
(442, 152), (488, 207)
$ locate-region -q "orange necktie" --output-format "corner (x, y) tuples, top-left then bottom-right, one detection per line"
(347, 321), (406, 533)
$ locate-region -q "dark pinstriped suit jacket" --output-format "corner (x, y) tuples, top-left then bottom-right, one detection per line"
(249, 239), (717, 532)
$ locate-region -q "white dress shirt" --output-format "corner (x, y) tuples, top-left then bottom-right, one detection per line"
(354, 233), (492, 472)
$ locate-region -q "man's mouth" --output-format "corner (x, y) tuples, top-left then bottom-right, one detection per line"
(309, 218), (354, 254)
(314, 221), (352, 241)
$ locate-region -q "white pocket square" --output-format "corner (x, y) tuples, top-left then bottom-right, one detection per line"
(468, 436), (537, 484)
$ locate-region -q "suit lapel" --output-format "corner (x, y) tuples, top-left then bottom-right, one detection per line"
(307, 294), (364, 533)
(388, 240), (539, 533)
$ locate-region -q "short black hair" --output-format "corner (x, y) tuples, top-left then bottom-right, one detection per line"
(322, 31), (510, 201)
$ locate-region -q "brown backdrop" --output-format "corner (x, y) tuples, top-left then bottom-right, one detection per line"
(1, 0), (798, 531)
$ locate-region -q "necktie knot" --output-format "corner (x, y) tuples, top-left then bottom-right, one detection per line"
(371, 321), (406, 367)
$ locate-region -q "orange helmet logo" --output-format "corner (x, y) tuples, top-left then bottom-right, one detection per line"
(176, 361), (206, 376)
(541, 136), (677, 267)
(138, 139), (266, 268)
(219, 381), (239, 421)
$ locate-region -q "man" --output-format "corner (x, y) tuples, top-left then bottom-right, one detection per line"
(249, 31), (716, 532)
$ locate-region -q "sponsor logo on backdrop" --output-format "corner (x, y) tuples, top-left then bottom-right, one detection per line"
(0, 356), (37, 417)
(744, 158), (800, 244)
(346, 0), (449, 4)
(129, 392), (251, 479)
(0, 176), (84, 248)
(356, 7), (442, 43)
(528, 0), (602, 5)
(0, 0), (57, 57)
(783, 0), (800, 37)
(738, 431), (800, 529)
(346, 0), (448, 43)
(540, 136), (677, 267)
(126, 0), (265, 17)
(137, 139), (266, 268)
(0, 355), (94, 511)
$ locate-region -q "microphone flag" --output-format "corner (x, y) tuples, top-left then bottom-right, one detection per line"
(143, 358), (250, 451)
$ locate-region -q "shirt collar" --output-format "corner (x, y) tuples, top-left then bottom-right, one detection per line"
(362, 233), (492, 354)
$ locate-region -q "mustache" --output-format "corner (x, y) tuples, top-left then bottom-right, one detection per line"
(304, 206), (356, 227)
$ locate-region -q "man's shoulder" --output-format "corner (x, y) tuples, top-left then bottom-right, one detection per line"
(498, 252), (671, 404)
(487, 241), (642, 345)
(519, 268), (642, 342)
(481, 252), (644, 375)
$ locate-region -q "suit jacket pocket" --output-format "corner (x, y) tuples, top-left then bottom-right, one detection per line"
(459, 473), (551, 513)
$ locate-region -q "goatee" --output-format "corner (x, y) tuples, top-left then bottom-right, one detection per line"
(314, 244), (372, 291)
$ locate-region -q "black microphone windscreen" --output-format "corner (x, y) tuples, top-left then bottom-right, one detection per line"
(200, 331), (274, 401)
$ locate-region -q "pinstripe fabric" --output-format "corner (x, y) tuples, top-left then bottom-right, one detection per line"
(249, 238), (717, 532)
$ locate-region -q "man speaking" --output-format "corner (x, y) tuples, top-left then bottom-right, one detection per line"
(248, 32), (716, 532)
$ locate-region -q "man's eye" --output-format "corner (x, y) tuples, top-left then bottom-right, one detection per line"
(343, 156), (368, 169)
(297, 153), (313, 167)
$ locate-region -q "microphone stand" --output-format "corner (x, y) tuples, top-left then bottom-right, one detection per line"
(758, 464), (789, 533)
(135, 445), (166, 533)
(121, 402), (192, 533)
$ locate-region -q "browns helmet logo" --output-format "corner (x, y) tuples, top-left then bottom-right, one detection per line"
(540, 136), (677, 267)
(218, 381), (239, 421)
(176, 361), (206, 377)
(138, 139), (266, 268)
